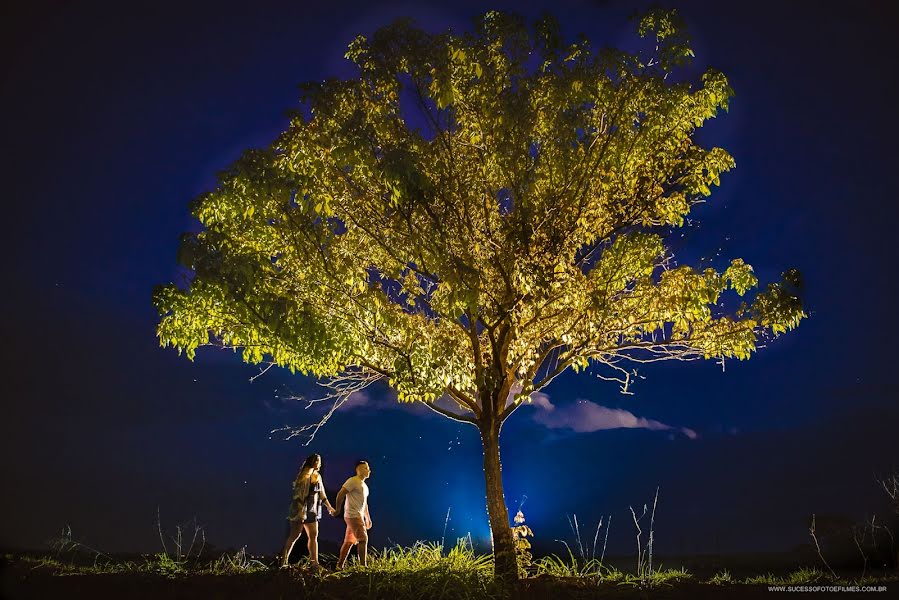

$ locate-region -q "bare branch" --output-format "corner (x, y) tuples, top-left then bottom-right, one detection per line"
(809, 514), (838, 579)
(249, 362), (275, 383)
(271, 368), (383, 445)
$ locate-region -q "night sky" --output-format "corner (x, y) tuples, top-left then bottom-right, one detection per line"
(3, 0), (898, 559)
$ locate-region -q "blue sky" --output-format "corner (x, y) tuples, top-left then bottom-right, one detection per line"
(2, 0), (897, 557)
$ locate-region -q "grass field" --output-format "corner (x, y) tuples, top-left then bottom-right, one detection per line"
(3, 539), (897, 599)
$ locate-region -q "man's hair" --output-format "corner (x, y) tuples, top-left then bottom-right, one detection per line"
(354, 460), (368, 471)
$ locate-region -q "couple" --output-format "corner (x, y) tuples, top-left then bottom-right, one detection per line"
(281, 454), (373, 569)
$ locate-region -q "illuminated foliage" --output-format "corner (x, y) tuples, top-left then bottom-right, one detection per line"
(154, 9), (805, 579)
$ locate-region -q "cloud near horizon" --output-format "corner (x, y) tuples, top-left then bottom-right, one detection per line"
(528, 392), (698, 439)
(338, 389), (696, 439)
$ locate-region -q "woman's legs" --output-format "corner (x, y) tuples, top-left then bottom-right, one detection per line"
(281, 520), (304, 566)
(303, 521), (320, 564)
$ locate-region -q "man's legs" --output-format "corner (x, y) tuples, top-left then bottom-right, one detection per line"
(357, 536), (368, 567)
(337, 517), (368, 568)
(337, 540), (354, 569)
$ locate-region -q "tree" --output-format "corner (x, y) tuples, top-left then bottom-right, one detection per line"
(154, 9), (805, 581)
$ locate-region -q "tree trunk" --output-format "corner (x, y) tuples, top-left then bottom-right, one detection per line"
(480, 424), (518, 582)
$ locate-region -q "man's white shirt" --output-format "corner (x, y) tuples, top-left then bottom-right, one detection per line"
(342, 475), (369, 519)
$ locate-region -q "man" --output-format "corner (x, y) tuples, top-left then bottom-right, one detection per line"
(333, 460), (372, 568)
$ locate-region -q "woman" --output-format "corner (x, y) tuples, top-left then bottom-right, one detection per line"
(281, 454), (336, 568)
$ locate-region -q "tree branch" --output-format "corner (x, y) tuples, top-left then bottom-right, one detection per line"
(423, 399), (479, 426)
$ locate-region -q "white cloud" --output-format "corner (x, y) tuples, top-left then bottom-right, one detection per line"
(527, 393), (697, 439)
(342, 391), (373, 409)
(336, 388), (697, 439)
(339, 390), (430, 415)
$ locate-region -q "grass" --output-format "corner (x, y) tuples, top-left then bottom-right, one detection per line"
(9, 536), (899, 600)
(17, 549), (271, 578)
(533, 553), (693, 588)
(7, 541), (498, 600)
(707, 568), (734, 584)
(740, 567), (853, 586)
(14, 545), (897, 584)
(534, 548), (605, 578)
(334, 541), (499, 600)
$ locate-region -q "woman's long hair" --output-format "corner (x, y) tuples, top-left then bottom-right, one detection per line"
(297, 454), (321, 484)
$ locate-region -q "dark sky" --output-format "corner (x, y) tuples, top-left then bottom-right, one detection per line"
(2, 0), (898, 559)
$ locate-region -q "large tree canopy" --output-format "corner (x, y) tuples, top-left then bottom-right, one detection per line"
(154, 9), (804, 579)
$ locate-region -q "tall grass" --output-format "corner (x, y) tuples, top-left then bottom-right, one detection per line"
(336, 539), (499, 600)
(534, 549), (605, 578)
(26, 491), (899, 598)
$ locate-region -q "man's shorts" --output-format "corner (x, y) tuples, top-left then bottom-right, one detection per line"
(343, 516), (367, 544)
